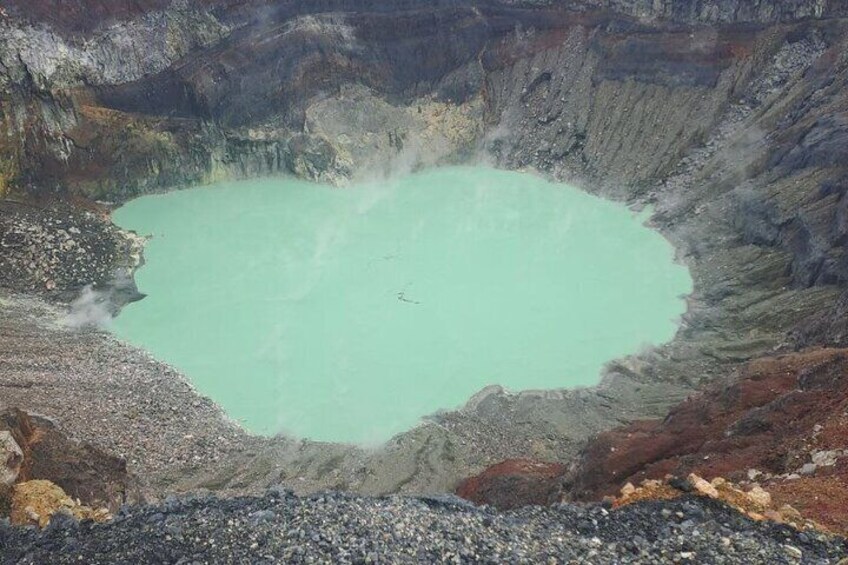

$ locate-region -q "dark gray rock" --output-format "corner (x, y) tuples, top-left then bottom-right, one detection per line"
(1, 492), (845, 564)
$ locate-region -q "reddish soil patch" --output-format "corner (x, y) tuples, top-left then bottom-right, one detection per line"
(455, 459), (565, 510)
(768, 470), (848, 535)
(458, 348), (848, 533)
(563, 349), (848, 503)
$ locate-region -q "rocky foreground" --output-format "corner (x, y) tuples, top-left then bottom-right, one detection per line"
(2, 490), (847, 564)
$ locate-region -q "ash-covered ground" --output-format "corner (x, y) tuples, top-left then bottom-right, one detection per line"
(2, 491), (846, 564)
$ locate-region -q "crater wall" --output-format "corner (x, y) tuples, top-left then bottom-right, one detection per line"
(1, 0), (847, 497)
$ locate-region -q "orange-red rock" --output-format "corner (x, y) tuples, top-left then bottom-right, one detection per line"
(455, 459), (566, 510)
(562, 348), (848, 533)
(458, 348), (848, 534)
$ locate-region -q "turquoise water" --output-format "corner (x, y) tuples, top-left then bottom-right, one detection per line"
(112, 167), (692, 444)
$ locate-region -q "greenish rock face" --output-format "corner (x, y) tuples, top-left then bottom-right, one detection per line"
(112, 167), (692, 444)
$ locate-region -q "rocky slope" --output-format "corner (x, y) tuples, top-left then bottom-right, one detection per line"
(565, 348), (848, 534)
(0, 0), (847, 519)
(459, 348), (848, 535)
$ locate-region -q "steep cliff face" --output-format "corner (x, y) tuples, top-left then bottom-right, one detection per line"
(2, 1), (845, 202)
(0, 0), (498, 199)
(484, 16), (848, 393)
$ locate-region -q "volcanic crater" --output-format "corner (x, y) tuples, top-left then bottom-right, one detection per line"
(1, 0), (848, 555)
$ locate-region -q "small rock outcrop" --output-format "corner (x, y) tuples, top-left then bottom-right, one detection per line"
(0, 408), (142, 522)
(0, 429), (23, 516)
(613, 475), (825, 533)
(0, 430), (23, 487)
(10, 480), (110, 528)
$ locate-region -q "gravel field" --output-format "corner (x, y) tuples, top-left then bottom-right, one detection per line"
(2, 492), (846, 564)
(0, 293), (258, 490)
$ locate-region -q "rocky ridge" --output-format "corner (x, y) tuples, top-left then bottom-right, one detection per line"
(585, 0), (846, 23)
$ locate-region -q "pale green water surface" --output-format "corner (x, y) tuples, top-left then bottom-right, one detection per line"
(112, 167), (692, 443)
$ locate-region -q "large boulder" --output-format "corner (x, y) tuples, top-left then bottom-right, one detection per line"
(0, 430), (23, 487)
(0, 408), (142, 515)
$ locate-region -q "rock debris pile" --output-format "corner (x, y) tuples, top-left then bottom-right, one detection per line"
(1, 490), (846, 564)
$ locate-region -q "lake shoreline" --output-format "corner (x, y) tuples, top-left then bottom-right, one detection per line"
(111, 167), (691, 444)
(0, 184), (701, 499)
